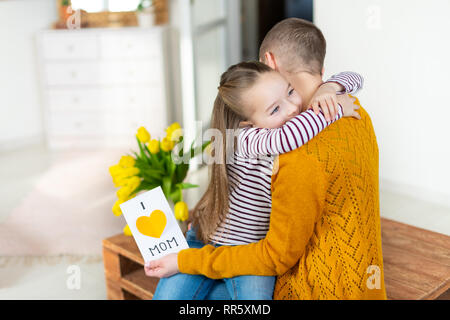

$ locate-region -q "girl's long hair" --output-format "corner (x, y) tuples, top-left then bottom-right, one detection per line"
(191, 61), (273, 243)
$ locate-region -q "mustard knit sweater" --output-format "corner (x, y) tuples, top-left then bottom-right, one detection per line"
(178, 100), (387, 300)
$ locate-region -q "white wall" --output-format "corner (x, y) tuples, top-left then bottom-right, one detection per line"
(315, 0), (450, 207)
(0, 0), (57, 151)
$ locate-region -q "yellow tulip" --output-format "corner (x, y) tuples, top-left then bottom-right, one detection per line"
(136, 126), (151, 143)
(125, 176), (141, 192)
(148, 139), (160, 154)
(167, 122), (181, 133)
(119, 155), (135, 168)
(111, 165), (139, 178)
(112, 175), (128, 188)
(117, 184), (134, 201)
(169, 128), (183, 142)
(160, 137), (174, 152)
(109, 164), (123, 177)
(110, 164), (126, 187)
(165, 122), (183, 142)
(112, 167), (140, 188)
(123, 224), (132, 236)
(174, 201), (189, 221)
(204, 143), (212, 156)
(122, 167), (140, 177)
(112, 199), (123, 216)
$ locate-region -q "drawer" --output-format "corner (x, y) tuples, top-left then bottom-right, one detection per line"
(106, 108), (167, 136)
(46, 109), (167, 140)
(47, 111), (106, 136)
(41, 33), (98, 60)
(46, 87), (165, 111)
(108, 87), (165, 110)
(47, 88), (104, 111)
(44, 61), (163, 86)
(44, 61), (100, 86)
(99, 61), (163, 85)
(99, 32), (162, 59)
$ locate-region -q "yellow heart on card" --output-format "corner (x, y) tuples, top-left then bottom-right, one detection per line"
(136, 209), (167, 238)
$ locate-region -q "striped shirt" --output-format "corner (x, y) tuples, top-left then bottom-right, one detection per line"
(209, 71), (363, 245)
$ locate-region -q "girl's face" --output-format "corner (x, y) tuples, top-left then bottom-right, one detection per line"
(241, 71), (303, 129)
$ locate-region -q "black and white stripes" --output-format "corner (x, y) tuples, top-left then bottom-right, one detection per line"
(209, 154), (274, 245)
(327, 71), (364, 95)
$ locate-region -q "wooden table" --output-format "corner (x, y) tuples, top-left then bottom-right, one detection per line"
(102, 218), (450, 300)
(380, 218), (450, 299)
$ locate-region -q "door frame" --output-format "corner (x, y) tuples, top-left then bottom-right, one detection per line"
(175, 0), (242, 168)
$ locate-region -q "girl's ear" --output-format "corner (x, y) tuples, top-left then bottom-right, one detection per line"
(239, 120), (253, 128)
(263, 52), (278, 70)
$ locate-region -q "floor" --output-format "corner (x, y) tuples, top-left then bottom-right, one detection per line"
(0, 145), (449, 299)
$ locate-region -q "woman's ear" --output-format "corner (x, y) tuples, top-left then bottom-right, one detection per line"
(263, 52), (278, 70)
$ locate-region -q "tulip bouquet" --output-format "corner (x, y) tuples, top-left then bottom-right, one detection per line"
(109, 122), (209, 236)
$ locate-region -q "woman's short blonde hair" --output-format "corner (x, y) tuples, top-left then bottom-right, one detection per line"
(259, 18), (326, 75)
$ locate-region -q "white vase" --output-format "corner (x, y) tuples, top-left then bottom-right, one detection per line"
(137, 9), (156, 28)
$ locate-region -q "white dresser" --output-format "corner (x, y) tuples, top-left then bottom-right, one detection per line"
(36, 26), (173, 149)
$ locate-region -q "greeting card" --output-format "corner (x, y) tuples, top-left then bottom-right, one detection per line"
(119, 186), (189, 262)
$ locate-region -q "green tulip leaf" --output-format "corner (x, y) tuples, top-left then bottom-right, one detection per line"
(162, 176), (172, 199)
(179, 182), (199, 190)
(169, 188), (182, 204)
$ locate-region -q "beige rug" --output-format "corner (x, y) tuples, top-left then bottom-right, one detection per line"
(0, 149), (126, 255)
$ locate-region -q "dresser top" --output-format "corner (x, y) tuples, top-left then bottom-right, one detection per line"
(39, 25), (169, 35)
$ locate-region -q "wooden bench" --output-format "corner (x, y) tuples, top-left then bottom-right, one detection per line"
(102, 217), (450, 300)
(380, 218), (450, 299)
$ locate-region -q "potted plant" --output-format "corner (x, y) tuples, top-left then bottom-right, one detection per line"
(136, 0), (156, 27)
(109, 122), (209, 236)
(59, 0), (72, 23)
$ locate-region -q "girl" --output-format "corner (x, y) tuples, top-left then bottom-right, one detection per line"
(147, 61), (362, 299)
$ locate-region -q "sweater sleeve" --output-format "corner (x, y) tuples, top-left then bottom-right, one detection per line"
(325, 71), (364, 95)
(177, 152), (327, 279)
(237, 106), (343, 158)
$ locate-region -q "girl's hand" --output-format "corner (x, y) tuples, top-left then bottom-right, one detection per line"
(144, 253), (179, 278)
(309, 82), (342, 122)
(337, 94), (361, 120)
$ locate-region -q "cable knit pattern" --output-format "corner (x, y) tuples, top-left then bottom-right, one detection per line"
(273, 97), (386, 299)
